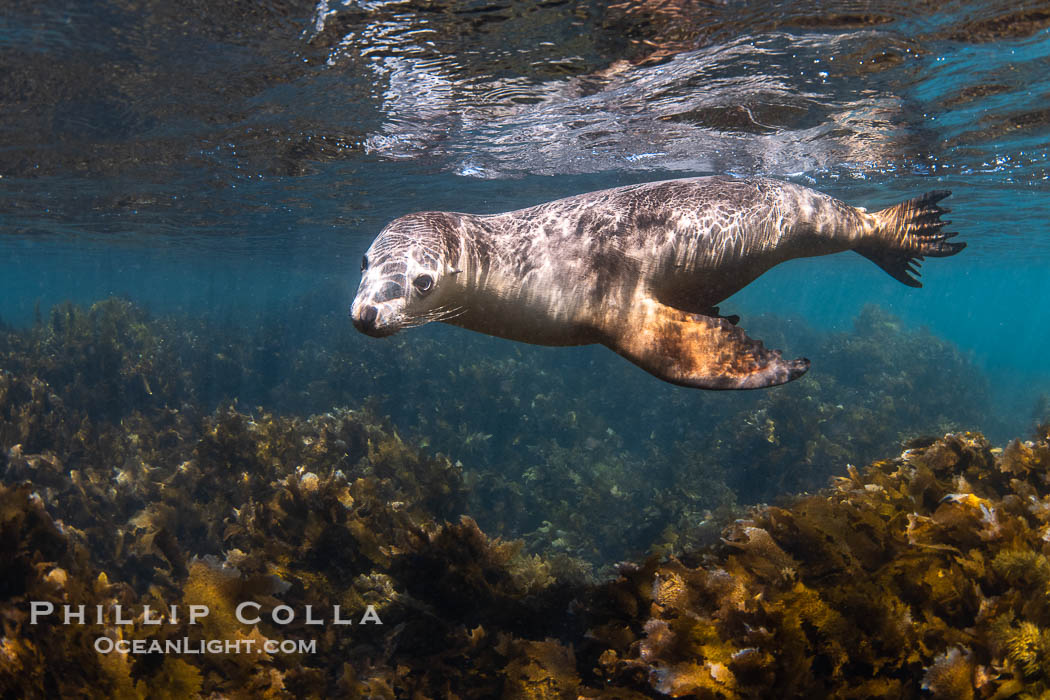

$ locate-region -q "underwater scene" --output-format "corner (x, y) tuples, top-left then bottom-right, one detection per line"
(4, 0), (1050, 697)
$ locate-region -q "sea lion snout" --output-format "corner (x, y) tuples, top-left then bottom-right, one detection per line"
(350, 298), (401, 337)
(351, 254), (409, 337)
(352, 304), (379, 334)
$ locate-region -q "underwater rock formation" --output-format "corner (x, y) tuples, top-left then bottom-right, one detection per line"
(1, 299), (1050, 696)
(585, 430), (1050, 697)
(4, 357), (1050, 696)
(0, 297), (1005, 564)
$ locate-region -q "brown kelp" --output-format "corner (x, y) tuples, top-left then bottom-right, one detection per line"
(0, 365), (477, 696)
(586, 430), (1050, 697)
(4, 358), (1050, 695)
(2, 297), (1050, 696)
(0, 297), (1000, 564)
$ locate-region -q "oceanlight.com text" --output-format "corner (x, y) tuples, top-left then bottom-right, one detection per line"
(93, 636), (317, 655)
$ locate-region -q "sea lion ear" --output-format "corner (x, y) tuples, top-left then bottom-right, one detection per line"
(605, 299), (809, 389)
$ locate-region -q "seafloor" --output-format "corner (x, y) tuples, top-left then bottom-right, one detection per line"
(2, 298), (1050, 698)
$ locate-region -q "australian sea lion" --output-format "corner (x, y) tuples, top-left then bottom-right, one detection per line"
(350, 176), (963, 389)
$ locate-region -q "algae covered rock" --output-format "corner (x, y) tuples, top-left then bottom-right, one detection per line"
(7, 369), (1050, 698)
(581, 431), (1050, 697)
(2, 298), (1046, 697)
(1, 297), (1002, 564)
(0, 366), (477, 696)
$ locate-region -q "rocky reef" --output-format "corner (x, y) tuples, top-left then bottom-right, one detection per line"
(1, 298), (1045, 697)
(590, 429), (1050, 698)
(3, 295), (997, 563)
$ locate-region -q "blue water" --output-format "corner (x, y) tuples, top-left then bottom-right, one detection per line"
(8, 7), (1050, 694)
(3, 2), (1050, 447)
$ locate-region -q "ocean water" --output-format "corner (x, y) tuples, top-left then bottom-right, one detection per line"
(2, 2), (1049, 468)
(4, 0), (1050, 499)
(6, 1), (1050, 694)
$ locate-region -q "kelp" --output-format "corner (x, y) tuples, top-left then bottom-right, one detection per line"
(0, 298), (1002, 564)
(6, 376), (1050, 696)
(0, 366), (479, 696)
(579, 432), (1050, 697)
(3, 298), (1049, 696)
(698, 305), (997, 499)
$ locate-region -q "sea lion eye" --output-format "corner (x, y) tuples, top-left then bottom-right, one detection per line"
(413, 274), (433, 294)
(361, 255), (369, 272)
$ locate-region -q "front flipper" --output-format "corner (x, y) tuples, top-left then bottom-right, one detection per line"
(605, 299), (809, 389)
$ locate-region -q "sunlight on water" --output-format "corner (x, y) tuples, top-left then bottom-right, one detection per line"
(1, 0), (1050, 480)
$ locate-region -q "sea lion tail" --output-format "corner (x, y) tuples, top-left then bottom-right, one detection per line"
(857, 190), (965, 288)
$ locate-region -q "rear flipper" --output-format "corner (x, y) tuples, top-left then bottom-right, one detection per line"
(857, 190), (965, 288)
(605, 299), (809, 390)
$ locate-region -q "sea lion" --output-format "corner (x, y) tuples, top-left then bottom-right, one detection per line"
(350, 176), (963, 389)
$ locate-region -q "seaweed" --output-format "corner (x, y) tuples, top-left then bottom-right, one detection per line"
(579, 431), (1050, 697)
(1, 297), (1002, 565)
(7, 388), (1050, 696)
(4, 298), (1049, 696)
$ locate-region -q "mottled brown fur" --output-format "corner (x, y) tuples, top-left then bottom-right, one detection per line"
(351, 177), (963, 389)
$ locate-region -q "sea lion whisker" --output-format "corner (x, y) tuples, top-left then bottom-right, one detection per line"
(432, 306), (466, 322)
(426, 305), (466, 323)
(401, 304), (464, 328)
(431, 307), (465, 324)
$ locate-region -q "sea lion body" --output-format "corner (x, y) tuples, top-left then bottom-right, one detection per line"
(431, 177), (864, 344)
(351, 177), (963, 389)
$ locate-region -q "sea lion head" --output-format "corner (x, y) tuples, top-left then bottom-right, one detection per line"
(350, 213), (463, 337)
